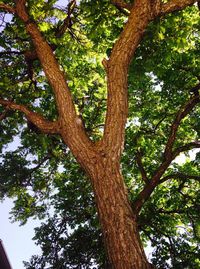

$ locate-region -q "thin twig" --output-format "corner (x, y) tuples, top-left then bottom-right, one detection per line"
(136, 150), (149, 183)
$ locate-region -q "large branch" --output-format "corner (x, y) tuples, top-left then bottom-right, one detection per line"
(164, 93), (200, 160)
(15, 1), (75, 119)
(0, 3), (15, 13)
(103, 0), (151, 159)
(160, 0), (199, 15)
(133, 141), (200, 215)
(132, 159), (171, 216)
(132, 93), (200, 215)
(0, 99), (59, 134)
(14, 0), (94, 160)
(103, 0), (199, 160)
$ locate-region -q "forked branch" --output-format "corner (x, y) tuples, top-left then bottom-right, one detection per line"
(164, 93), (200, 160)
(133, 93), (200, 215)
(14, 0), (94, 156)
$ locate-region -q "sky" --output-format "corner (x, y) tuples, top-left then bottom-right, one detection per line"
(0, 198), (41, 269)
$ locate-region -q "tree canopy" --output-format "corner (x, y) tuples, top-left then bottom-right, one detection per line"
(0, 0), (200, 268)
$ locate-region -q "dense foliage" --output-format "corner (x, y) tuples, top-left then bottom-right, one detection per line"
(0, 0), (200, 268)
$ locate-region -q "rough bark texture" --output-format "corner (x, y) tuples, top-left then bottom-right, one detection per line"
(88, 160), (152, 269)
(0, 0), (199, 268)
(103, 0), (151, 159)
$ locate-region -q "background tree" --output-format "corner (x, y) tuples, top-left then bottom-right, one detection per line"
(0, 0), (200, 268)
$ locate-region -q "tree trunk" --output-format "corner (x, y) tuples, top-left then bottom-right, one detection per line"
(87, 159), (152, 269)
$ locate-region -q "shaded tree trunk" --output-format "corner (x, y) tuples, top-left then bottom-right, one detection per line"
(87, 159), (152, 269)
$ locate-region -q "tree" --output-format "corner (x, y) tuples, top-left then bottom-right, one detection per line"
(0, 0), (200, 268)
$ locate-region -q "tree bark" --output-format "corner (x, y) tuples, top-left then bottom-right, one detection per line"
(86, 158), (152, 269)
(1, 1), (198, 268)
